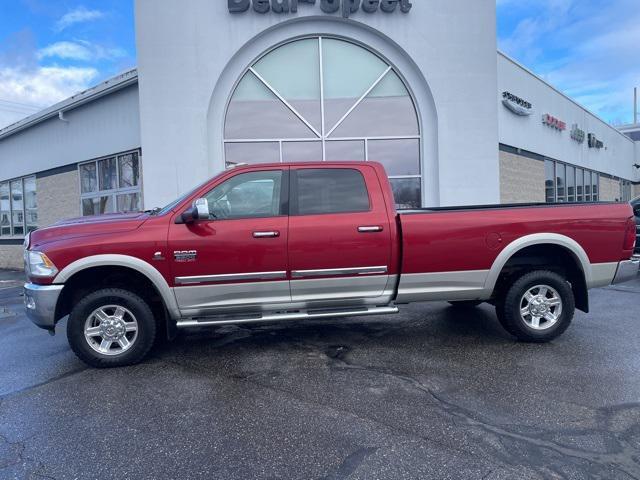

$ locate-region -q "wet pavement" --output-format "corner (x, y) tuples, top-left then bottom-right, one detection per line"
(1, 269), (640, 479)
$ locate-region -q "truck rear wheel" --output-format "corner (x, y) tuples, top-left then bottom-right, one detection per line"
(496, 270), (575, 342)
(67, 288), (156, 368)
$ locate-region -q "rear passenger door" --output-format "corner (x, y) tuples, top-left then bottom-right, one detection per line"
(288, 166), (393, 302)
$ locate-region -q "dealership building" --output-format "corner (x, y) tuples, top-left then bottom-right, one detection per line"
(1, 0), (639, 269)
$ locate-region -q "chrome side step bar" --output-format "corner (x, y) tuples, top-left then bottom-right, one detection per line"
(176, 305), (399, 328)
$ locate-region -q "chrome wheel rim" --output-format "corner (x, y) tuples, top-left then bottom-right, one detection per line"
(84, 305), (139, 356)
(519, 285), (562, 330)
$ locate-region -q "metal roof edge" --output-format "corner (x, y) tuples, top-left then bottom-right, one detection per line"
(0, 68), (138, 141)
(497, 51), (634, 144)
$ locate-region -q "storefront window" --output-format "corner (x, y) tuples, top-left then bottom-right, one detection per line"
(620, 180), (632, 202)
(545, 160), (599, 204)
(545, 160), (555, 203)
(0, 182), (10, 236)
(576, 168), (584, 202)
(0, 176), (37, 237)
(10, 180), (24, 236)
(556, 163), (565, 202)
(566, 165), (575, 202)
(79, 150), (142, 216)
(224, 36), (421, 209)
(584, 171), (592, 201)
(24, 176), (37, 233)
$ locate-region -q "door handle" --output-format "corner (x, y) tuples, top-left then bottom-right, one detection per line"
(358, 226), (383, 233)
(253, 231), (280, 238)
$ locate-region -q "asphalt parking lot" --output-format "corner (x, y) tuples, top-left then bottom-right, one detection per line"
(1, 269), (639, 480)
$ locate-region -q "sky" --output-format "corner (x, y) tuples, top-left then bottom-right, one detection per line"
(497, 0), (640, 126)
(0, 0), (637, 129)
(0, 0), (136, 129)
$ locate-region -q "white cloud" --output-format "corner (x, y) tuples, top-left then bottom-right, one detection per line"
(498, 0), (640, 124)
(37, 41), (127, 62)
(55, 6), (105, 32)
(37, 41), (92, 61)
(0, 65), (98, 129)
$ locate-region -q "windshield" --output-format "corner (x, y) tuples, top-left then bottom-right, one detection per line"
(155, 177), (216, 216)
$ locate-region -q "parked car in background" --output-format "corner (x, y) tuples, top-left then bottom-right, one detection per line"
(632, 196), (640, 255)
(22, 162), (639, 367)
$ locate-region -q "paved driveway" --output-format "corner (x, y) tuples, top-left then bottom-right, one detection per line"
(1, 269), (640, 479)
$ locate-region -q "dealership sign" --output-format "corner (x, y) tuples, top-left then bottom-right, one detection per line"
(501, 91), (533, 116)
(570, 124), (585, 143)
(228, 0), (412, 16)
(588, 133), (604, 149)
(542, 113), (566, 131)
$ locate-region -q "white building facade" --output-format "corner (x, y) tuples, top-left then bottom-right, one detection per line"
(0, 0), (638, 269)
(135, 0), (501, 210)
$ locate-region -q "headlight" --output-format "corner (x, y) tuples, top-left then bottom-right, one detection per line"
(26, 251), (58, 278)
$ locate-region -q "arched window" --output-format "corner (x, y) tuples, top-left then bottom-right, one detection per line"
(224, 37), (421, 208)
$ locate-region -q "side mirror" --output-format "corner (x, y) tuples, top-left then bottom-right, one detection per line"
(181, 198), (210, 223)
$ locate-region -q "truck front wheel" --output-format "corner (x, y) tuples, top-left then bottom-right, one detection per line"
(495, 270), (575, 342)
(67, 288), (156, 368)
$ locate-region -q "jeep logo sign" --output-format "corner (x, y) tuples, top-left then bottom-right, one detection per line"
(229, 0), (412, 17)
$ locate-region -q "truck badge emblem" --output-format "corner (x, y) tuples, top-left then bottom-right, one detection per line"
(174, 250), (197, 262)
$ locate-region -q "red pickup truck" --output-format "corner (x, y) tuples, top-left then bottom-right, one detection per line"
(23, 162), (639, 367)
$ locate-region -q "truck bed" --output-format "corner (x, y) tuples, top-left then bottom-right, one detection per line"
(394, 201), (634, 303)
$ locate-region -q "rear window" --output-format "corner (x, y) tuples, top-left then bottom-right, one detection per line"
(293, 168), (370, 215)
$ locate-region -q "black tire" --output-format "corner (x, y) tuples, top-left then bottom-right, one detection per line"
(448, 300), (483, 308)
(494, 297), (517, 336)
(497, 270), (575, 342)
(67, 288), (157, 368)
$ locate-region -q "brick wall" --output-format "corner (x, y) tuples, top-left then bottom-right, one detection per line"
(599, 176), (621, 202)
(499, 151), (545, 203)
(0, 168), (79, 270)
(37, 168), (80, 228)
(0, 244), (23, 270)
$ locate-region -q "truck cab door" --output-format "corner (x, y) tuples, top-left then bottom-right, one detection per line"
(168, 167), (290, 316)
(287, 166), (393, 304)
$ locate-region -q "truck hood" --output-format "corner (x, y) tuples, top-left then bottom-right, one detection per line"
(28, 212), (150, 249)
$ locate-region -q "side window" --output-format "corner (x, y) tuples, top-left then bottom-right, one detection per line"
(294, 168), (370, 215)
(203, 170), (283, 220)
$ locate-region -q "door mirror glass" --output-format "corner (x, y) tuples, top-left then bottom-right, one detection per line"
(193, 198), (210, 219)
(181, 198), (210, 223)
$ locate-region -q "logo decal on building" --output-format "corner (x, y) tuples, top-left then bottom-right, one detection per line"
(501, 91), (533, 116)
(587, 133), (604, 149)
(570, 124), (585, 143)
(542, 114), (566, 131)
(228, 0), (412, 17)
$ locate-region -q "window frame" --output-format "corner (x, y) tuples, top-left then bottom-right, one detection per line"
(198, 168), (289, 222)
(0, 175), (37, 239)
(289, 167), (372, 217)
(222, 35), (422, 210)
(544, 158), (600, 204)
(78, 149), (143, 216)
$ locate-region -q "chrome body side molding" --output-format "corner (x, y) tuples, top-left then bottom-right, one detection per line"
(396, 270), (490, 303)
(174, 280), (291, 313)
(291, 266), (388, 278)
(611, 257), (639, 285)
(176, 305), (400, 328)
(589, 262), (620, 288)
(291, 274), (396, 302)
(175, 271), (287, 285)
